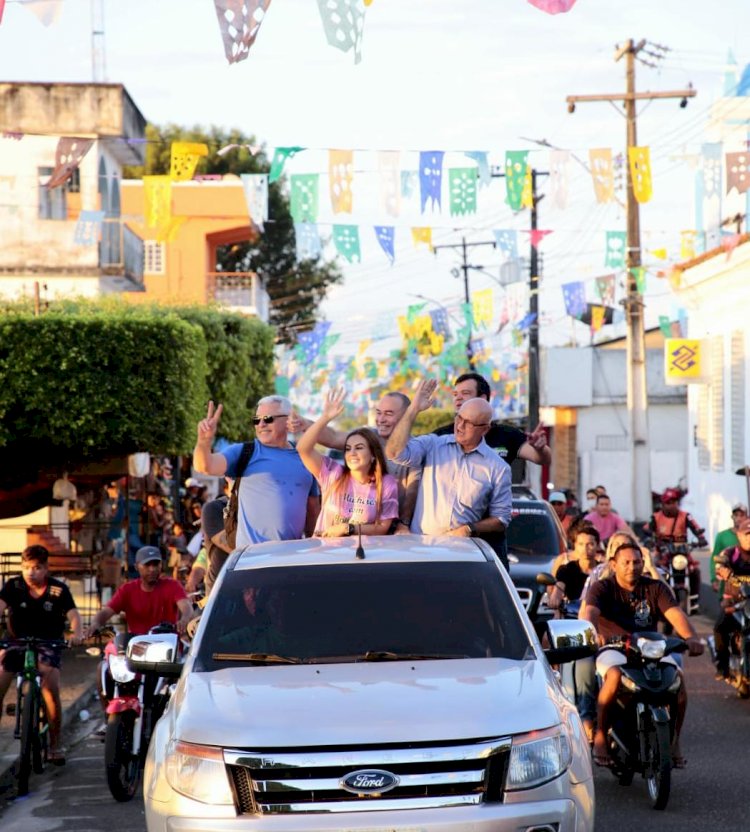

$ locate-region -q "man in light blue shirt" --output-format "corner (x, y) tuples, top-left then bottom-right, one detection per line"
(386, 379), (512, 537)
(192, 396), (319, 548)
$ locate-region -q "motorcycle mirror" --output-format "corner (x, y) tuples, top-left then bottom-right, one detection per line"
(85, 646), (102, 657)
(536, 572), (556, 587)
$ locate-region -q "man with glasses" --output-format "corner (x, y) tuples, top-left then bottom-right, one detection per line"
(386, 379), (511, 542)
(193, 396), (319, 548)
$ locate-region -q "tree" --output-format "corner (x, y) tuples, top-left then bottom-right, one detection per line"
(124, 124), (342, 343)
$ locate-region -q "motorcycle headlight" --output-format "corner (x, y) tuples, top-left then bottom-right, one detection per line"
(506, 725), (572, 791)
(165, 740), (234, 805)
(637, 638), (666, 660)
(671, 554), (689, 572)
(108, 654), (137, 683)
(620, 674), (640, 692)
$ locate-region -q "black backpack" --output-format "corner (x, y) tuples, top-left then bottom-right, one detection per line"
(223, 441), (255, 550)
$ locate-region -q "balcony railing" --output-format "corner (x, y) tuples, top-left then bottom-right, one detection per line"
(206, 272), (269, 321)
(99, 219), (144, 284)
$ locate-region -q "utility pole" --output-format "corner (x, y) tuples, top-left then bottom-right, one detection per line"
(566, 38), (696, 523)
(433, 236), (497, 368)
(528, 169), (542, 435)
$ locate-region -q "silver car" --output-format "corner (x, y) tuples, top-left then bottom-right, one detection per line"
(141, 535), (596, 832)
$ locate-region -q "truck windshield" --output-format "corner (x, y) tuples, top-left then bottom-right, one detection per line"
(195, 562), (531, 669)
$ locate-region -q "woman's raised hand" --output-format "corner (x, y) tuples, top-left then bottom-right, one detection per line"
(321, 387), (346, 422)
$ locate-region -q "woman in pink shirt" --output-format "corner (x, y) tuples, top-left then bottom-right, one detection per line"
(296, 389), (398, 537)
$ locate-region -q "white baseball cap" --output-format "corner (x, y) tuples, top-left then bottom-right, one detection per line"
(549, 491), (567, 504)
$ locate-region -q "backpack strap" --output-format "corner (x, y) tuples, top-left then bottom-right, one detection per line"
(231, 441), (255, 493)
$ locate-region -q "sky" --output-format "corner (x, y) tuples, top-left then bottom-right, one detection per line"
(1, 0), (749, 362)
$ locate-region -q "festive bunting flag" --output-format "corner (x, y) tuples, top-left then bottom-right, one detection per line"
(701, 143), (722, 199)
(269, 146), (303, 182)
(316, 0), (366, 64)
(520, 165), (534, 209)
(527, 0), (578, 13)
(143, 176), (172, 229)
(332, 224), (361, 263)
(213, 0), (272, 64)
(170, 142), (208, 181)
(20, 0), (63, 26)
(726, 151), (750, 194)
(320, 333), (340, 356)
(429, 308), (451, 338)
(407, 302), (427, 322)
(401, 170), (418, 198)
(0, 0), (5, 24)
(721, 232), (742, 258)
(493, 229), (518, 260)
(46, 137), (94, 189)
(679, 230), (696, 260)
(589, 148), (614, 203)
(419, 151), (444, 212)
(549, 149), (570, 210)
(240, 173), (269, 229)
(73, 210), (104, 246)
(649, 248), (667, 260)
(562, 281), (587, 317)
(449, 168), (478, 216)
(630, 266), (647, 294)
(294, 222), (322, 260)
(472, 288), (494, 329)
(217, 142), (262, 157)
(505, 151), (529, 211)
(658, 316), (673, 338)
(526, 229), (553, 249)
(411, 227), (432, 250)
(605, 230), (627, 268)
(464, 151), (491, 188)
(590, 305), (606, 333)
(378, 151), (400, 217)
(628, 146), (653, 203)
(155, 216), (186, 243)
(595, 274), (616, 306)
(290, 174), (319, 222)
(329, 149), (353, 213)
(374, 225), (395, 264)
(516, 312), (537, 332)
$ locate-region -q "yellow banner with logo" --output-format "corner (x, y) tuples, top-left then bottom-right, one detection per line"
(664, 339), (709, 385)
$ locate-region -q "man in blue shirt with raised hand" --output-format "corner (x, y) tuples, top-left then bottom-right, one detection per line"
(193, 396), (320, 547)
(386, 379), (512, 539)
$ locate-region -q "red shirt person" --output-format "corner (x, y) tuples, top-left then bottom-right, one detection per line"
(85, 546), (193, 637)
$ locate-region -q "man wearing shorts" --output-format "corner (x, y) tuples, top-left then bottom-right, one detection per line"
(0, 545), (82, 764)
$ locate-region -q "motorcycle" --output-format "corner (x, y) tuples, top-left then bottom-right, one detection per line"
(707, 576), (750, 699)
(599, 632), (687, 810)
(99, 623), (185, 801)
(651, 540), (700, 616)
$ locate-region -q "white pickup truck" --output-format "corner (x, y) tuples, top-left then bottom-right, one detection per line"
(137, 534), (596, 832)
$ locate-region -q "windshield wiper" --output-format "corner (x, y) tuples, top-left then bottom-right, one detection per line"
(212, 652), (302, 664)
(356, 651), (468, 662)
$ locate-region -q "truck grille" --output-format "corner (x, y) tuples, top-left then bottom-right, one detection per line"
(226, 738), (510, 814)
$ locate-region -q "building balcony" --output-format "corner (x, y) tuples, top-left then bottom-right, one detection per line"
(206, 272), (269, 321)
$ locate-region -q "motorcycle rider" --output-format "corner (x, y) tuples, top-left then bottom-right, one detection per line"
(711, 503), (748, 592)
(712, 518), (750, 680)
(645, 487), (707, 607)
(583, 540), (704, 768)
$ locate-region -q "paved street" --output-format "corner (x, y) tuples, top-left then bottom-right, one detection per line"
(0, 617), (748, 832)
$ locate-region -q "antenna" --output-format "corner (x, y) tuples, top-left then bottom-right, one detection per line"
(91, 0), (107, 83)
(355, 524), (365, 559)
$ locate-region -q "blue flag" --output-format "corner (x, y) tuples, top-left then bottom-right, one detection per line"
(493, 229), (518, 260)
(562, 281), (587, 317)
(419, 150), (444, 213)
(374, 225), (395, 264)
(294, 223), (321, 261)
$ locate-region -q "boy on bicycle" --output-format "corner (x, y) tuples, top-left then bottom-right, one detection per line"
(0, 545), (82, 764)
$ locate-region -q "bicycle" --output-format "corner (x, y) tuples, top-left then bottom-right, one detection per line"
(0, 636), (69, 796)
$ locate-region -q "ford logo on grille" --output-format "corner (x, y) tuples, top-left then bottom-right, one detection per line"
(340, 769), (399, 795)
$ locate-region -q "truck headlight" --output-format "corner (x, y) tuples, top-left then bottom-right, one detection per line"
(165, 740), (234, 805)
(506, 725), (572, 790)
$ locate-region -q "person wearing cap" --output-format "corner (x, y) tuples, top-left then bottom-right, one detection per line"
(711, 503), (749, 591)
(549, 490), (577, 543)
(84, 546), (192, 638)
(712, 518), (750, 679)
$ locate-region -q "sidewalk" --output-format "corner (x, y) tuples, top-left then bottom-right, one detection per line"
(0, 646), (101, 788)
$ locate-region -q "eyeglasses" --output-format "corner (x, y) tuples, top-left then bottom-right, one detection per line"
(252, 414), (289, 426)
(455, 414), (489, 429)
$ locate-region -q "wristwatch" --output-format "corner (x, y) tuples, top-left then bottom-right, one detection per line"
(467, 522), (477, 536)
(347, 523), (355, 536)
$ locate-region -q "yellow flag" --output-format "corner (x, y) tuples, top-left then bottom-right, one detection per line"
(472, 288), (494, 328)
(649, 248), (668, 260)
(520, 166), (533, 208)
(170, 142), (209, 182)
(357, 339), (371, 358)
(397, 316), (412, 340)
(628, 146), (652, 204)
(328, 149), (353, 214)
(680, 230), (696, 260)
(590, 305), (605, 333)
(411, 227), (433, 250)
(143, 175), (172, 229)
(589, 148), (614, 203)
(428, 331), (444, 356)
(155, 216), (186, 243)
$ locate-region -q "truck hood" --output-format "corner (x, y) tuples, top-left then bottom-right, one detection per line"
(173, 659), (562, 747)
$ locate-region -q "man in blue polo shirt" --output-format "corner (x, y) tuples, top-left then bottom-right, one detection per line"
(193, 396), (320, 547)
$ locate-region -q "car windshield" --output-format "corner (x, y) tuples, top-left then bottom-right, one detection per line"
(194, 562), (531, 669)
(507, 510), (561, 557)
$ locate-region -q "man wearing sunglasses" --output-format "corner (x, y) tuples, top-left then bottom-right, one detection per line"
(386, 379), (511, 541)
(193, 396), (319, 549)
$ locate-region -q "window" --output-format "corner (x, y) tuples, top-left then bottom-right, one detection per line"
(731, 331), (746, 470)
(696, 384), (710, 471)
(37, 167), (66, 220)
(710, 336), (725, 472)
(144, 241), (165, 275)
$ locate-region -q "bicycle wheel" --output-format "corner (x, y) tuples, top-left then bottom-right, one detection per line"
(645, 716), (672, 810)
(17, 680), (39, 796)
(34, 695), (49, 773)
(104, 712), (140, 802)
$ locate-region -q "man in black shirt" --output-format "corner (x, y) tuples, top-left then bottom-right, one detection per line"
(584, 540), (703, 768)
(433, 372), (551, 466)
(0, 545), (82, 764)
